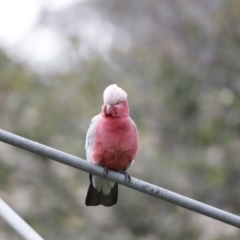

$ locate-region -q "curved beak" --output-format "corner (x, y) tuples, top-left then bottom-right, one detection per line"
(106, 104), (111, 114)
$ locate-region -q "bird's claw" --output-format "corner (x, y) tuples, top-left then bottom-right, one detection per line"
(103, 166), (109, 177)
(123, 171), (131, 186)
(102, 167), (131, 186)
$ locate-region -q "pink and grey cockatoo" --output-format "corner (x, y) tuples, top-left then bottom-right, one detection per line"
(85, 84), (139, 206)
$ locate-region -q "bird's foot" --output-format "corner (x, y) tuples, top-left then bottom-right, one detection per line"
(103, 166), (109, 177)
(122, 171), (131, 186)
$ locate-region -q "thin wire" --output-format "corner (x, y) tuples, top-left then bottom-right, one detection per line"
(0, 129), (240, 228)
(0, 198), (44, 240)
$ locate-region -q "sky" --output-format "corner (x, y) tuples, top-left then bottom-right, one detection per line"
(0, 0), (118, 73)
(0, 0), (79, 70)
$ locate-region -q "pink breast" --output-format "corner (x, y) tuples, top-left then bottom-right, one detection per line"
(91, 117), (138, 171)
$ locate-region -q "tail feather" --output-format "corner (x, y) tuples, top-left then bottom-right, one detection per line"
(85, 174), (118, 207)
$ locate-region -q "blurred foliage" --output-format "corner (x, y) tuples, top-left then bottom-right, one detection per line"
(1, 0), (240, 239)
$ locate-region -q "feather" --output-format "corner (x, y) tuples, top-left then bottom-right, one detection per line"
(85, 174), (118, 207)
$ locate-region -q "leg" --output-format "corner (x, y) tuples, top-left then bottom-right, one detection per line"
(103, 166), (109, 177)
(121, 161), (134, 186)
(122, 170), (131, 186)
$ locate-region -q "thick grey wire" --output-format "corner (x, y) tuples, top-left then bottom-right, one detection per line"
(0, 198), (44, 240)
(0, 129), (240, 229)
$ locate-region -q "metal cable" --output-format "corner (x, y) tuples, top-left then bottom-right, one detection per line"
(0, 129), (239, 229)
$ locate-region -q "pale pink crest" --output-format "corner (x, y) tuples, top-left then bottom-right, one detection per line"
(103, 84), (127, 105)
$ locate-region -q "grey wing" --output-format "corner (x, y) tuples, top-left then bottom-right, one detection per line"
(126, 118), (138, 170)
(130, 118), (138, 133)
(85, 114), (101, 161)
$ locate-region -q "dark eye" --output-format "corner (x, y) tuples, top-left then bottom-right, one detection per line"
(116, 101), (120, 105)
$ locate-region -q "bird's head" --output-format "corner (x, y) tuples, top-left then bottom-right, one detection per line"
(102, 84), (129, 118)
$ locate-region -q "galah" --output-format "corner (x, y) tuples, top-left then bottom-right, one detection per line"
(85, 84), (139, 207)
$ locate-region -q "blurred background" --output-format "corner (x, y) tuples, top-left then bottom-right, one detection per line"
(0, 0), (240, 239)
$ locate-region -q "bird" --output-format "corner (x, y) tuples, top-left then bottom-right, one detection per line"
(85, 84), (139, 207)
